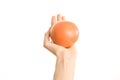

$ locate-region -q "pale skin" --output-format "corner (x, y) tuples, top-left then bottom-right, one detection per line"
(43, 14), (77, 80)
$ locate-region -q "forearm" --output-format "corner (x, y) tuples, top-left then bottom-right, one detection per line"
(53, 58), (76, 80)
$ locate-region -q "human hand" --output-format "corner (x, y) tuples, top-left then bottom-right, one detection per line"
(44, 14), (76, 61)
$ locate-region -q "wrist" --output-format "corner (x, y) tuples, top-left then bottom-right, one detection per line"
(56, 52), (76, 63)
(56, 55), (76, 66)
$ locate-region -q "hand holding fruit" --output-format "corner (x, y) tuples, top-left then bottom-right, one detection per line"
(44, 14), (79, 59)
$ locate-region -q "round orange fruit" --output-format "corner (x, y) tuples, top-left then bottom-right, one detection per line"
(50, 21), (79, 48)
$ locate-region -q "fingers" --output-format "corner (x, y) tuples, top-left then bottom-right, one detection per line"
(44, 33), (63, 55)
(57, 14), (62, 21)
(50, 16), (56, 36)
(44, 30), (66, 56)
(51, 14), (66, 26)
(44, 31), (50, 47)
(51, 16), (56, 26)
(43, 31), (56, 54)
(43, 30), (58, 55)
(62, 16), (65, 21)
(57, 14), (66, 21)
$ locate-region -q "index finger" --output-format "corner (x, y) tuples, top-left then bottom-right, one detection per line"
(51, 16), (56, 26)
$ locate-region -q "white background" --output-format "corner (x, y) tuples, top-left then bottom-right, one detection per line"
(0, 0), (120, 80)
